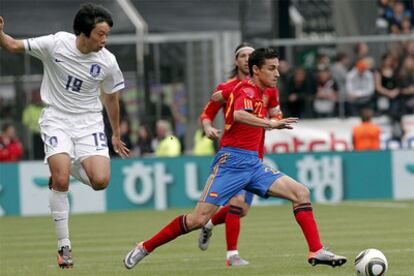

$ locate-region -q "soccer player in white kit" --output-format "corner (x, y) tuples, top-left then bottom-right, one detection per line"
(0, 3), (129, 268)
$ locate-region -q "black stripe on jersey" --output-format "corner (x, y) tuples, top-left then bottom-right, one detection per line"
(27, 39), (32, 51)
(113, 81), (124, 89)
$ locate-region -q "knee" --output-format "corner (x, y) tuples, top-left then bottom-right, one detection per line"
(52, 175), (70, 191)
(295, 185), (310, 204)
(240, 206), (250, 218)
(230, 197), (245, 208)
(186, 214), (210, 230)
(90, 175), (109, 191)
(229, 197), (248, 217)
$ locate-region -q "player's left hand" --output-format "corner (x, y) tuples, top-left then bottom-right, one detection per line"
(268, 117), (298, 130)
(112, 135), (130, 158)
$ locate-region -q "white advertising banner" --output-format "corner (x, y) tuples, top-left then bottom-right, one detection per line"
(392, 150), (414, 200)
(264, 115), (414, 153)
(19, 162), (106, 216)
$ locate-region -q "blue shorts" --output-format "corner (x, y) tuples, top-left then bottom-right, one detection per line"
(200, 147), (284, 206)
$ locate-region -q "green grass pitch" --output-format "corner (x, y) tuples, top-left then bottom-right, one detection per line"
(1, 200), (413, 275)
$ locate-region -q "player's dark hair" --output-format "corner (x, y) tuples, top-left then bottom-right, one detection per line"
(248, 48), (279, 76)
(73, 3), (113, 37)
(230, 42), (254, 78)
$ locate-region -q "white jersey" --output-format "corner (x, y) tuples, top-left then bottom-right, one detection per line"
(24, 31), (125, 114)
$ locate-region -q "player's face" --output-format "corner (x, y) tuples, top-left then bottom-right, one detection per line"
(235, 49), (253, 76)
(256, 58), (280, 88)
(87, 22), (111, 52)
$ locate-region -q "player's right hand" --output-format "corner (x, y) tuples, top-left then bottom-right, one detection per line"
(204, 125), (221, 140)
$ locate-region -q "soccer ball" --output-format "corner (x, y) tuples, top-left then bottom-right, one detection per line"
(354, 249), (388, 276)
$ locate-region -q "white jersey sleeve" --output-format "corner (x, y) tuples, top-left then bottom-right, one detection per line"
(24, 34), (54, 60)
(22, 32), (125, 114)
(102, 56), (125, 94)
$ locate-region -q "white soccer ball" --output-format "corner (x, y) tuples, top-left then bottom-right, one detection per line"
(354, 249), (388, 276)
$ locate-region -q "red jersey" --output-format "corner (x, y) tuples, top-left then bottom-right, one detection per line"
(200, 77), (280, 158)
(220, 80), (268, 152)
(200, 77), (241, 123)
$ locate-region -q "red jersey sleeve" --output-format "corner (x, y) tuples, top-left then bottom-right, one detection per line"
(267, 88), (279, 108)
(199, 78), (242, 123)
(220, 84), (233, 101)
(199, 83), (227, 123)
(234, 87), (255, 112)
(199, 100), (223, 122)
(266, 88), (283, 120)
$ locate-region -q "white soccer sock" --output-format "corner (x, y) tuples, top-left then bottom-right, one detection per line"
(204, 219), (214, 229)
(71, 161), (91, 187)
(227, 250), (239, 259)
(49, 189), (71, 249)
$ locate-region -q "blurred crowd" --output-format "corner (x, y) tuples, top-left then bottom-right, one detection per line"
(1, 34), (413, 162)
(278, 40), (414, 119)
(376, 0), (413, 35)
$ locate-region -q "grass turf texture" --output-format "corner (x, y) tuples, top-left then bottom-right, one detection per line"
(1, 200), (413, 276)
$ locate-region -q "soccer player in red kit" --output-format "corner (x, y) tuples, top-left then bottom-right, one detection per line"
(124, 48), (347, 270)
(198, 43), (283, 266)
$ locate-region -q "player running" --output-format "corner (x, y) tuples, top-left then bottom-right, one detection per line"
(0, 3), (129, 269)
(198, 42), (283, 266)
(124, 48), (347, 270)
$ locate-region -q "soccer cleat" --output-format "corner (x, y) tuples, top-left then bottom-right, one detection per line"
(226, 254), (249, 267)
(123, 242), (149, 269)
(308, 247), (347, 267)
(198, 226), (212, 251)
(57, 246), (73, 269)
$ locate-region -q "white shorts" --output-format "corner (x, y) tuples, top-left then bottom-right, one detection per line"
(39, 106), (110, 163)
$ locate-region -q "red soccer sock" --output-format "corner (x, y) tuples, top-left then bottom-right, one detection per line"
(211, 205), (230, 226)
(143, 215), (189, 253)
(225, 205), (242, 251)
(293, 203), (323, 252)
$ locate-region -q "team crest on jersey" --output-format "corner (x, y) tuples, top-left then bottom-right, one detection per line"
(90, 64), (101, 78)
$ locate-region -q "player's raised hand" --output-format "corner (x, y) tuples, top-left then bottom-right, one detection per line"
(204, 125), (222, 140)
(269, 117), (298, 130)
(112, 135), (130, 158)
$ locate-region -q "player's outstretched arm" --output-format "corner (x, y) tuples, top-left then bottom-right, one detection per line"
(234, 110), (274, 128)
(201, 118), (221, 140)
(234, 110), (297, 129)
(102, 92), (130, 158)
(269, 117), (298, 130)
(0, 17), (25, 53)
